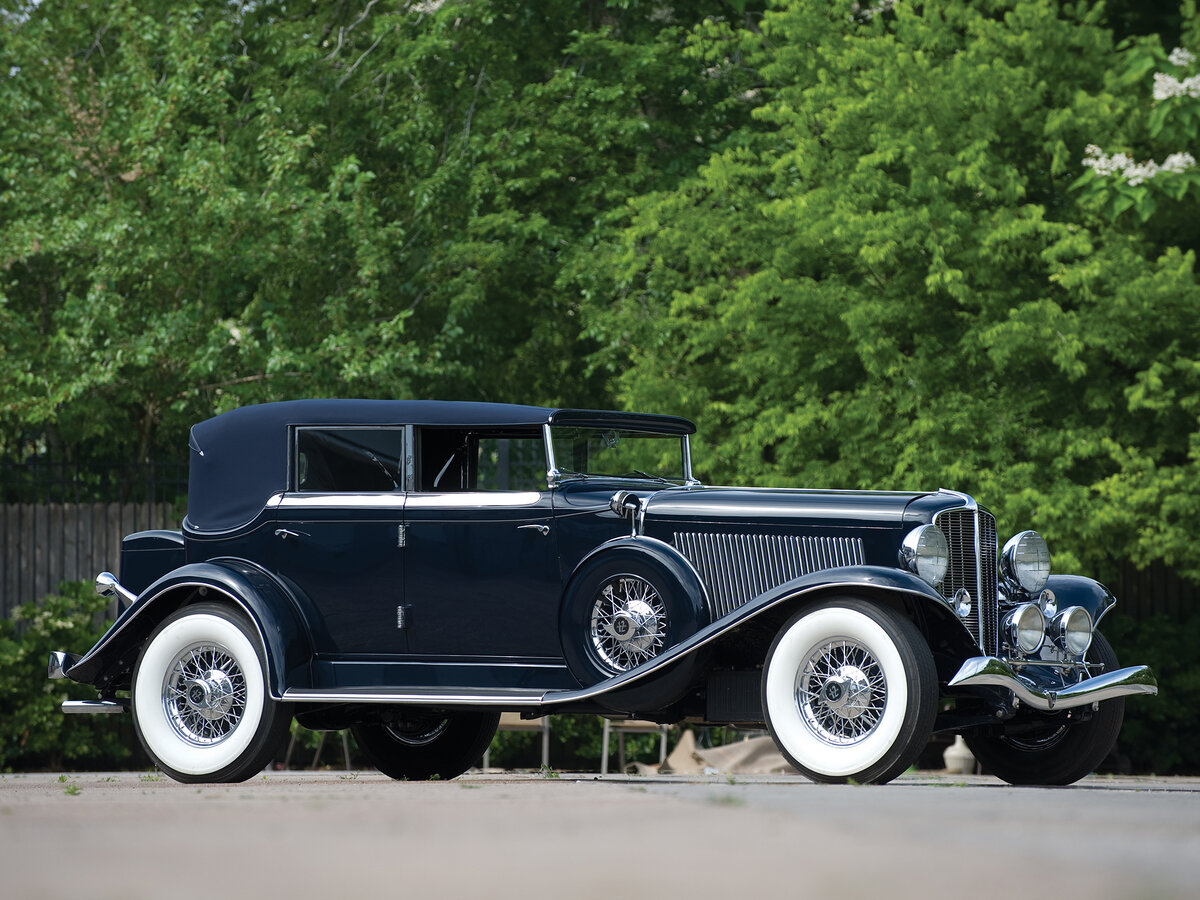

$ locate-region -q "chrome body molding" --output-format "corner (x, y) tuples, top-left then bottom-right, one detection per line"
(62, 699), (129, 714)
(673, 532), (865, 618)
(948, 656), (1158, 711)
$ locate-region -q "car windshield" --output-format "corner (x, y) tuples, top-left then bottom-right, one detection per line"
(549, 427), (687, 483)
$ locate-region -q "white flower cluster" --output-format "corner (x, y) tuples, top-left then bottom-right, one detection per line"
(1153, 71), (1200, 100)
(1082, 144), (1197, 185)
(1169, 47), (1197, 68)
(851, 0), (896, 23)
(1154, 47), (1200, 100)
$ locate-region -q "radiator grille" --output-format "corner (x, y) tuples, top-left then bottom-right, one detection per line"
(935, 508), (999, 654)
(674, 532), (865, 619)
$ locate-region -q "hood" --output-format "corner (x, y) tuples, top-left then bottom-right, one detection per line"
(642, 485), (961, 529)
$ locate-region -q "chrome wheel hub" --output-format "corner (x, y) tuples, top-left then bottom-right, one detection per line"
(796, 639), (886, 745)
(184, 669), (236, 720)
(590, 575), (667, 672)
(163, 644), (247, 746)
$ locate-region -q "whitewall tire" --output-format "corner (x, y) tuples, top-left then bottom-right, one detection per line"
(131, 603), (291, 783)
(762, 599), (937, 784)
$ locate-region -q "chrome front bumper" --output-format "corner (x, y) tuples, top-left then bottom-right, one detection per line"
(948, 656), (1158, 711)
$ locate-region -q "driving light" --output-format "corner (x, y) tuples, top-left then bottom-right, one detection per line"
(1006, 603), (1045, 655)
(1001, 531), (1051, 594)
(1053, 606), (1094, 657)
(900, 525), (949, 587)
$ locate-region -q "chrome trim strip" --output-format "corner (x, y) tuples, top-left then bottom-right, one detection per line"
(277, 491), (546, 509)
(682, 435), (701, 486)
(406, 492), (545, 508)
(62, 699), (129, 714)
(278, 493), (405, 509)
(947, 657), (1158, 711)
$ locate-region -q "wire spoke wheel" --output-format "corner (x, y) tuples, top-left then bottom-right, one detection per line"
(796, 638), (887, 746)
(589, 574), (667, 672)
(163, 643), (248, 746)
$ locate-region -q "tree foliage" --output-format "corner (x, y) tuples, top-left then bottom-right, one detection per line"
(0, 0), (759, 461)
(584, 0), (1200, 581)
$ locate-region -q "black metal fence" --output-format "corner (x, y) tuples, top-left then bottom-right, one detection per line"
(1, 459), (188, 618)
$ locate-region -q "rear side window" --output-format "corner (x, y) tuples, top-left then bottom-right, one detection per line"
(295, 428), (405, 492)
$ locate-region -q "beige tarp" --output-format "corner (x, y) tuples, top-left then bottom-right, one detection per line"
(659, 729), (798, 776)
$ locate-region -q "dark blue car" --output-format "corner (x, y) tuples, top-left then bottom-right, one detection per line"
(49, 400), (1157, 784)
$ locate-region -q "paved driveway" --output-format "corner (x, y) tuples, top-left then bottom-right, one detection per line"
(3, 771), (1197, 899)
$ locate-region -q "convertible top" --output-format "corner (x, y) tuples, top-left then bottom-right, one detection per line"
(184, 399), (694, 533)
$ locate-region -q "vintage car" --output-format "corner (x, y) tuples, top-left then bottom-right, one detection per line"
(49, 400), (1157, 785)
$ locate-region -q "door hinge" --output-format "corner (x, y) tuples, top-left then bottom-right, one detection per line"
(397, 524), (408, 548)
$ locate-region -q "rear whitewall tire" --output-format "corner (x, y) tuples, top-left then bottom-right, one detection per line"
(762, 599), (938, 784)
(132, 603), (291, 783)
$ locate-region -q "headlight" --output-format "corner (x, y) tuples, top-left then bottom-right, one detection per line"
(1001, 531), (1051, 594)
(1052, 606), (1093, 656)
(900, 525), (949, 587)
(1005, 603), (1046, 654)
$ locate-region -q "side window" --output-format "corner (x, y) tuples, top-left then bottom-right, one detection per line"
(416, 428), (545, 492)
(476, 435), (546, 491)
(295, 428), (405, 493)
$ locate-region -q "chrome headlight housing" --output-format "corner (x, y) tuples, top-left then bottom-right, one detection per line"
(1001, 531), (1051, 594)
(1052, 606), (1094, 657)
(900, 525), (949, 587)
(1005, 603), (1046, 655)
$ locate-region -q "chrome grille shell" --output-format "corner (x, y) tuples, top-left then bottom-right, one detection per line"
(673, 532), (865, 619)
(934, 507), (999, 654)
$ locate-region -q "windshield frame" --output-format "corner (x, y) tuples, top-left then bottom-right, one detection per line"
(543, 424), (699, 488)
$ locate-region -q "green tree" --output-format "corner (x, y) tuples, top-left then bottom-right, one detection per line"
(0, 0), (761, 462)
(585, 0), (1200, 581)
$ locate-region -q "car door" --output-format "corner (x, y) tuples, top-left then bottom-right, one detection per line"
(273, 426), (407, 656)
(403, 428), (563, 662)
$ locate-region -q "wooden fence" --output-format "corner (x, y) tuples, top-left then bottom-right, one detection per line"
(0, 501), (181, 618)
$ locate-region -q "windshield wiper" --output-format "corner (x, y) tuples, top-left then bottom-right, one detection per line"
(620, 471), (673, 483)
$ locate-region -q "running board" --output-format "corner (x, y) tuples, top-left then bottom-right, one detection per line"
(282, 686), (553, 706)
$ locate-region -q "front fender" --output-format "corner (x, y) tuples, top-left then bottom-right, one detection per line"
(64, 559), (312, 699)
(1043, 575), (1117, 628)
(565, 565), (973, 710)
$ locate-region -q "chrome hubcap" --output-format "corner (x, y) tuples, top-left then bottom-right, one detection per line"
(796, 639), (886, 745)
(163, 644), (247, 746)
(590, 575), (667, 672)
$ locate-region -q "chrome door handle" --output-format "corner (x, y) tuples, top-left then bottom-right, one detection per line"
(518, 524), (550, 536)
(275, 528), (308, 540)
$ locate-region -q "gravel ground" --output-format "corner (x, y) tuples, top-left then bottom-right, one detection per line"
(2, 770), (1198, 900)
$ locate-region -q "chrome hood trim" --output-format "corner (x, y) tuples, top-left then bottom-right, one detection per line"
(948, 656), (1158, 711)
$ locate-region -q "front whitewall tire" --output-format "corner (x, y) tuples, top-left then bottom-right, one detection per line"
(763, 599), (937, 784)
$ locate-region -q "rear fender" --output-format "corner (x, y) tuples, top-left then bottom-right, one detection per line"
(64, 559), (312, 698)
